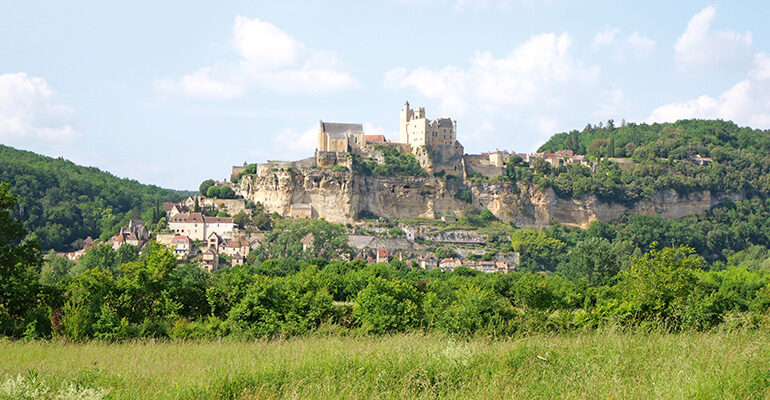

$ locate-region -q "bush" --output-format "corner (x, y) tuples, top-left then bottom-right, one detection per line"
(455, 189), (472, 203)
(354, 278), (422, 333)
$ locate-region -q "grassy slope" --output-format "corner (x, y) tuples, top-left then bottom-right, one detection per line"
(1, 331), (768, 399)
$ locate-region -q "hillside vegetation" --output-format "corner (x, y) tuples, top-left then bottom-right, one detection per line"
(520, 119), (770, 204)
(0, 145), (184, 250)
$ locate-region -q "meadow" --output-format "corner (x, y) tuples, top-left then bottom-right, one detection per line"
(1, 329), (768, 400)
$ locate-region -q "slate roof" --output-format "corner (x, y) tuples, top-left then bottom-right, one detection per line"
(437, 118), (454, 128)
(321, 122), (364, 138)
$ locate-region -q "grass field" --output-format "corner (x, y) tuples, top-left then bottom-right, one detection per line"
(1, 329), (769, 399)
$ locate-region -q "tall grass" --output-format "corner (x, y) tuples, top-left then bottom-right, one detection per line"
(1, 330), (768, 399)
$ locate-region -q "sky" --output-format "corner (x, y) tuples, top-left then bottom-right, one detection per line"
(1, 1), (769, 190)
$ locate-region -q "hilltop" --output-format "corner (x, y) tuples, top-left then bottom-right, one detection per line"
(233, 105), (764, 227)
(0, 145), (186, 251)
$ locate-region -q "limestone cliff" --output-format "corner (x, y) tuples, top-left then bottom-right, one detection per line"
(238, 169), (742, 227)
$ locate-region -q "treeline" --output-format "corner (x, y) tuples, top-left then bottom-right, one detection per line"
(0, 145), (185, 250)
(514, 119), (770, 204)
(3, 182), (770, 340)
(18, 242), (770, 340)
(509, 197), (770, 271)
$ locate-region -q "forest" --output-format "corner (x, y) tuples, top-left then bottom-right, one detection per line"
(512, 119), (770, 204)
(0, 145), (186, 251)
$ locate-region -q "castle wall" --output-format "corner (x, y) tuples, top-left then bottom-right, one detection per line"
(463, 156), (505, 178)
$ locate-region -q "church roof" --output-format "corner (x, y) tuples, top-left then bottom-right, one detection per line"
(321, 122), (364, 138)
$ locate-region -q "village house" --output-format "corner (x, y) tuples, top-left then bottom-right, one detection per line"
(200, 247), (219, 272)
(170, 235), (192, 259)
(169, 212), (235, 241)
(220, 239), (251, 258)
(108, 220), (148, 250)
(417, 253), (438, 270)
(439, 258), (461, 271)
(376, 248), (389, 263)
(163, 203), (189, 219)
(231, 253), (245, 266)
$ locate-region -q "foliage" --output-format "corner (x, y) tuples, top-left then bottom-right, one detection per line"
(354, 278), (422, 333)
(353, 149), (426, 177)
(199, 179), (215, 195)
(0, 182), (42, 336)
(531, 119), (770, 205)
(253, 219), (349, 262)
(0, 145), (184, 250)
(206, 185), (236, 199)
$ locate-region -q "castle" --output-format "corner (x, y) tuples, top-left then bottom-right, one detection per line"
(314, 101), (464, 171)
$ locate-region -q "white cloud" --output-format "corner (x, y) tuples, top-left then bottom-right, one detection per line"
(363, 122), (399, 141)
(648, 52), (770, 128)
(592, 28), (619, 48)
(385, 33), (625, 151)
(674, 5), (752, 73)
(0, 72), (78, 141)
(268, 126), (318, 161)
(154, 67), (244, 100)
(156, 16), (358, 99)
(592, 28), (655, 62)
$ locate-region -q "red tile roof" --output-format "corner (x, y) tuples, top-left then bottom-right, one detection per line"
(170, 212), (204, 223)
(364, 135), (386, 143)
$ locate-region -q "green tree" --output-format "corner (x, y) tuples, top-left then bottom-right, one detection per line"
(559, 237), (620, 285)
(206, 186), (221, 198)
(62, 268), (116, 340)
(233, 211), (250, 229)
(75, 244), (118, 276)
(0, 182), (42, 336)
(39, 253), (74, 286)
(199, 179), (215, 195)
(616, 245), (702, 328)
(354, 278), (422, 333)
(115, 242), (178, 323)
(436, 284), (514, 336)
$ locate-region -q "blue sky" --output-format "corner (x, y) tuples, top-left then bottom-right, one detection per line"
(1, 1), (769, 189)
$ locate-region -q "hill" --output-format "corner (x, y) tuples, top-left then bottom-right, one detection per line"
(528, 119), (770, 204)
(0, 145), (185, 251)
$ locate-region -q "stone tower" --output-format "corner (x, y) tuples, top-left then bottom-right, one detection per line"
(399, 101), (413, 143)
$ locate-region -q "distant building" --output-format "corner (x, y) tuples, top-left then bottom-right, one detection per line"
(108, 220), (148, 250)
(200, 247), (219, 272)
(377, 248), (389, 263)
(169, 212), (235, 241)
(170, 235), (192, 259)
(439, 258), (461, 271)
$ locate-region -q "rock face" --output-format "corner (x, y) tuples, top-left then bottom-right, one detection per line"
(238, 169), (741, 227)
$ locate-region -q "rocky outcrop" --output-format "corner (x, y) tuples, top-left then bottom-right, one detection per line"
(238, 169), (742, 227)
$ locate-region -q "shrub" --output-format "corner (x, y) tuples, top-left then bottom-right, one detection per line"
(354, 278), (422, 333)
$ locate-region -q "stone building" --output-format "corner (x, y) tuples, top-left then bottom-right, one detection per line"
(317, 121), (364, 153)
(168, 212), (235, 241)
(400, 101), (457, 148)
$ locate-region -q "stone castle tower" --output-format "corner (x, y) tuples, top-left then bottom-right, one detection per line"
(399, 101), (457, 151)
